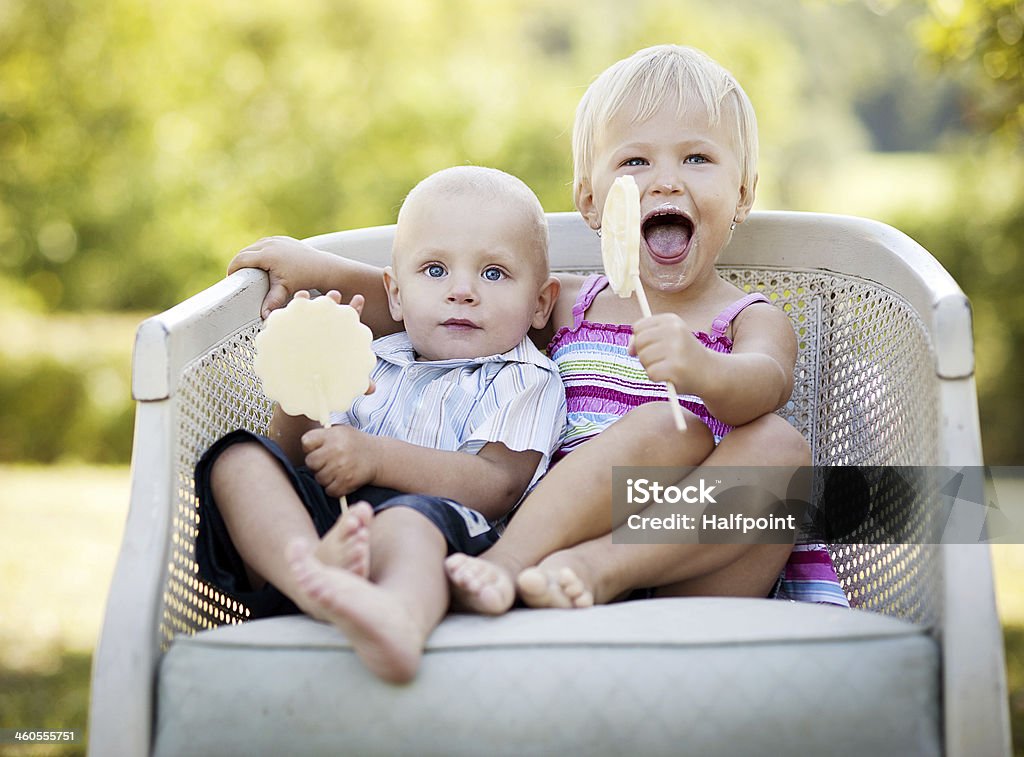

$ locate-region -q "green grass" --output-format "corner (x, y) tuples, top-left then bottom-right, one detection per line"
(1005, 625), (1024, 755)
(1, 464), (1023, 753)
(0, 465), (126, 756)
(995, 540), (1024, 756)
(0, 651), (89, 757)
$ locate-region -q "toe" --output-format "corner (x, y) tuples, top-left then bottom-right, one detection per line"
(516, 568), (549, 600)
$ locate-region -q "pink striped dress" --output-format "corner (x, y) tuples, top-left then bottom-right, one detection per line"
(547, 274), (849, 606)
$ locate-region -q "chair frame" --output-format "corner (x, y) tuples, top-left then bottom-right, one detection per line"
(89, 210), (1009, 756)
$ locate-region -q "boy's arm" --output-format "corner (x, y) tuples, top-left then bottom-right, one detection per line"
(228, 236), (401, 337)
(268, 404), (320, 467)
(302, 426), (540, 522)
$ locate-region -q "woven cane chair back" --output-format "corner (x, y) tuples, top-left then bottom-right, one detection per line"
(157, 244), (942, 647)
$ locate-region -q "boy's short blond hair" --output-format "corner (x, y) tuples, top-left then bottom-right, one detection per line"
(572, 45), (758, 209)
(397, 165), (550, 275)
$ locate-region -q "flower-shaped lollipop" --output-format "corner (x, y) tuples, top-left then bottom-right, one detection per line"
(602, 175), (687, 431)
(254, 294), (376, 429)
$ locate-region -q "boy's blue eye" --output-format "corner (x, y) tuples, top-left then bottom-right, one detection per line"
(482, 267), (504, 282)
(426, 264), (446, 278)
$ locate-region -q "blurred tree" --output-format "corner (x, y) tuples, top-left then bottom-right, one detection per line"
(2, 0), (1019, 461)
(909, 0), (1024, 142)
(866, 0), (1024, 463)
(0, 0), (855, 313)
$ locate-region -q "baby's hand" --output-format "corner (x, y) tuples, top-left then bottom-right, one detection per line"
(629, 314), (705, 389)
(302, 425), (379, 498)
(229, 236), (327, 319)
(293, 290), (370, 317)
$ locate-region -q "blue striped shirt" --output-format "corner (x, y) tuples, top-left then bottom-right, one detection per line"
(330, 332), (566, 493)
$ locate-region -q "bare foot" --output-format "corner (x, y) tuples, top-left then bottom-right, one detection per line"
(313, 501), (373, 578)
(517, 563), (595, 609)
(444, 553), (516, 615)
(286, 538), (424, 684)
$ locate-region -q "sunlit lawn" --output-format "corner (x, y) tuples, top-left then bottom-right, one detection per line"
(1, 465), (1023, 755)
(0, 465), (128, 757)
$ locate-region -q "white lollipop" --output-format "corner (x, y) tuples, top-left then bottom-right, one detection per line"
(601, 175), (687, 432)
(601, 175), (642, 299)
(254, 295), (376, 511)
(255, 295), (375, 427)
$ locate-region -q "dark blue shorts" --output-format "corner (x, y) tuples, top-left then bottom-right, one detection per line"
(194, 429), (499, 618)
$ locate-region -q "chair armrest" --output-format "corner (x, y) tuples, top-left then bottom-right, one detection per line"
(90, 268), (268, 756)
(133, 268), (269, 400)
(942, 544), (1011, 756)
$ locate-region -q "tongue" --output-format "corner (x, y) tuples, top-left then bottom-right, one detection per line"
(645, 222), (691, 260)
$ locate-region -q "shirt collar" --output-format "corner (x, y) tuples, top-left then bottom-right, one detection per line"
(373, 332), (552, 370)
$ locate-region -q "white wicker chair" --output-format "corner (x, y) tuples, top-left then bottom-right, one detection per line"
(90, 211), (1010, 756)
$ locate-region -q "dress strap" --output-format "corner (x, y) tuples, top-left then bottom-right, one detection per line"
(710, 292), (771, 338)
(571, 274), (610, 329)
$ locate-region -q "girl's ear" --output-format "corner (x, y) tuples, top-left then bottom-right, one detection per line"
(576, 180), (602, 231)
(382, 267), (403, 322)
(734, 173), (758, 223)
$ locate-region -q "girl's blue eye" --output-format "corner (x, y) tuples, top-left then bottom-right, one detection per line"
(685, 154), (709, 164)
(623, 157), (647, 167)
(483, 267), (504, 282)
(426, 264), (445, 278)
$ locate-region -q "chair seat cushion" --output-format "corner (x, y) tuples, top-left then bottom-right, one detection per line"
(154, 597), (939, 756)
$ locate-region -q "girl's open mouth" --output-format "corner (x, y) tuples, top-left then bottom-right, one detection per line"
(642, 208), (693, 266)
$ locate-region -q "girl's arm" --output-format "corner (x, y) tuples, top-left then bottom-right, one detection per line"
(302, 426), (541, 521)
(228, 236), (401, 338)
(632, 303), (797, 427)
(699, 304), (797, 425)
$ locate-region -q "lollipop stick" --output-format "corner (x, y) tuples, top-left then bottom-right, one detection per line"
(313, 373), (348, 514)
(633, 279), (688, 432)
(632, 277), (653, 319)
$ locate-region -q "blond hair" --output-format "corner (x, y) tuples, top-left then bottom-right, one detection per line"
(572, 45), (758, 209)
(397, 165), (549, 273)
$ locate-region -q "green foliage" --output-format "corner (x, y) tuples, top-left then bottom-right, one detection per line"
(0, 311), (136, 464)
(1, 0), (920, 312)
(909, 0), (1024, 142)
(1, 0), (1021, 462)
(891, 148), (1024, 464)
(0, 359), (133, 464)
(0, 361), (85, 463)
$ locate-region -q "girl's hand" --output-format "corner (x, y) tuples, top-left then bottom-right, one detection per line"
(302, 425), (380, 498)
(228, 236), (330, 319)
(629, 314), (706, 390)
